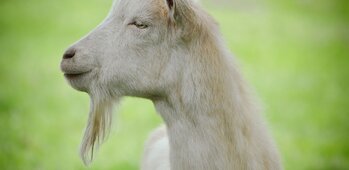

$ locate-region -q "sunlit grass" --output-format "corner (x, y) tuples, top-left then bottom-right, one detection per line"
(0, 0), (348, 169)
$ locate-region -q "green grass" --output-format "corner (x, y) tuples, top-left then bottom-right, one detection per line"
(0, 0), (348, 169)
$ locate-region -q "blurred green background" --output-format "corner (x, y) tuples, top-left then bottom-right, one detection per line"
(0, 0), (348, 169)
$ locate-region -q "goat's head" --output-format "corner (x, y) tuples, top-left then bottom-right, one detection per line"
(60, 0), (207, 165)
(60, 0), (195, 98)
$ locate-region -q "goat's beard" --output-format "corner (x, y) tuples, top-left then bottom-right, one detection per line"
(79, 86), (120, 165)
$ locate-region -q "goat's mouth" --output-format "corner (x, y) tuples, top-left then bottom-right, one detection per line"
(62, 70), (94, 92)
(63, 70), (92, 79)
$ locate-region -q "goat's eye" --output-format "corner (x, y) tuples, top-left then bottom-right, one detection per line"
(130, 22), (148, 29)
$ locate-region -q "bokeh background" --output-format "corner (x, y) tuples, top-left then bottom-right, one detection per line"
(0, 0), (348, 169)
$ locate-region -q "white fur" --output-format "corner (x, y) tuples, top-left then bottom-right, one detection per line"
(61, 0), (282, 169)
(141, 126), (170, 170)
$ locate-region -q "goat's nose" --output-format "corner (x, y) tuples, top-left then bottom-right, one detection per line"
(63, 48), (76, 59)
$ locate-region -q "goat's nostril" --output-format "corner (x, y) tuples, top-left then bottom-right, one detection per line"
(63, 49), (76, 59)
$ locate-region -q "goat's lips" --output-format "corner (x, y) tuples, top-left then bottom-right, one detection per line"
(63, 71), (90, 79)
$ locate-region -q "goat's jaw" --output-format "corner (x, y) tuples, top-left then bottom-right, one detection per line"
(62, 69), (97, 92)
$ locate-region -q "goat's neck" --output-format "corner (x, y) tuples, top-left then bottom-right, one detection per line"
(154, 53), (252, 169)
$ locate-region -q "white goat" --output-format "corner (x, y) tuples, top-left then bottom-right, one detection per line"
(60, 0), (282, 169)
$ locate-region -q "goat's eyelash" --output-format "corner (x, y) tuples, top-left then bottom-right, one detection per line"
(129, 21), (148, 29)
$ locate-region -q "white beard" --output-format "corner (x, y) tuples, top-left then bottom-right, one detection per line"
(79, 86), (120, 165)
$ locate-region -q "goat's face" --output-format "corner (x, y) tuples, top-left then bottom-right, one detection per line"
(61, 0), (180, 99)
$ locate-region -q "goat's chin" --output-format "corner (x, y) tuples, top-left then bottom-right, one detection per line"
(79, 88), (121, 165)
(66, 77), (91, 92)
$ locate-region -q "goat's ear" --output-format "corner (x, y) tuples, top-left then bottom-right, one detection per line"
(164, 0), (176, 22)
(165, 0), (174, 10)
